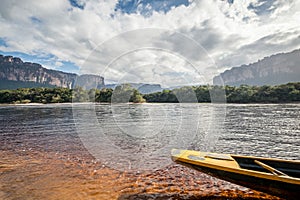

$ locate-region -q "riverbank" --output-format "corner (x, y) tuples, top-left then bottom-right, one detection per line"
(1, 82), (300, 104)
(0, 149), (281, 200)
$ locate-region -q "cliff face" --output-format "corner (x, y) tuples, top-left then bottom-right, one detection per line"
(0, 55), (104, 89)
(137, 84), (162, 94)
(75, 74), (105, 90)
(213, 49), (300, 86)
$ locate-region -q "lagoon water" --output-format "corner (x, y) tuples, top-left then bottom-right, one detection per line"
(0, 103), (299, 199)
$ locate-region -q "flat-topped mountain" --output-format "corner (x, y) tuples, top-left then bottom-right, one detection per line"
(105, 83), (163, 94)
(213, 49), (300, 86)
(0, 55), (104, 89)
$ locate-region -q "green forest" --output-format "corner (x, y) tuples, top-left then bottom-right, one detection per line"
(0, 82), (300, 104)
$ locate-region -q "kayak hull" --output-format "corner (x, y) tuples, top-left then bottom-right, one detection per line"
(171, 149), (300, 200)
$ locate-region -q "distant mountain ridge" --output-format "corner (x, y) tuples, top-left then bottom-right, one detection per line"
(0, 54), (104, 89)
(105, 83), (163, 94)
(213, 49), (300, 86)
(0, 54), (163, 93)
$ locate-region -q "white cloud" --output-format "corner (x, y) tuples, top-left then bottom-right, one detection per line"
(0, 0), (299, 86)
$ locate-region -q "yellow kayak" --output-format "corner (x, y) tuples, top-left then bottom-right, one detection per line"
(171, 149), (300, 199)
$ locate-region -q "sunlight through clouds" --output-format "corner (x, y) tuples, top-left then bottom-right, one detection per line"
(0, 0), (299, 85)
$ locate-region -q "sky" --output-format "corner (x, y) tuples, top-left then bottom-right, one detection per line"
(0, 0), (299, 86)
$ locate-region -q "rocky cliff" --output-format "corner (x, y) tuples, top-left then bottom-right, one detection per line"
(137, 84), (162, 94)
(75, 74), (105, 90)
(0, 54), (104, 89)
(213, 49), (300, 86)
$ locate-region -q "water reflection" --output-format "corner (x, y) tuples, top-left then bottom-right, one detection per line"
(73, 103), (226, 171)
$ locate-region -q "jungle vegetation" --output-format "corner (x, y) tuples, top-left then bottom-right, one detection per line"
(0, 82), (299, 104)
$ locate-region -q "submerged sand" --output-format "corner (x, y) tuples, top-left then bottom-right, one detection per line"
(0, 149), (282, 200)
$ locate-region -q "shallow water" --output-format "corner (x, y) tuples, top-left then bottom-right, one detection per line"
(0, 103), (299, 199)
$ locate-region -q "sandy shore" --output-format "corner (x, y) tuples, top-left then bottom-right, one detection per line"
(0, 149), (282, 200)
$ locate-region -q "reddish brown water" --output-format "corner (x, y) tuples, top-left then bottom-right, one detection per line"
(0, 149), (281, 200)
(1, 104), (297, 199)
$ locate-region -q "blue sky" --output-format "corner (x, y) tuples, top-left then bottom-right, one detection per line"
(0, 0), (299, 86)
(115, 0), (189, 15)
(247, 0), (277, 15)
(0, 50), (79, 74)
(0, 38), (8, 47)
(69, 0), (191, 13)
(69, 0), (85, 10)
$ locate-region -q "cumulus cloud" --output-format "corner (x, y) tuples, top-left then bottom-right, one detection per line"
(0, 0), (299, 86)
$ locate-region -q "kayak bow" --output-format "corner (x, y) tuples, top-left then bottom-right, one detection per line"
(171, 149), (300, 199)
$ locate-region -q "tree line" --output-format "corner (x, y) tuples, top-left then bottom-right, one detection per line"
(144, 82), (300, 103)
(0, 84), (145, 104)
(0, 82), (300, 104)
